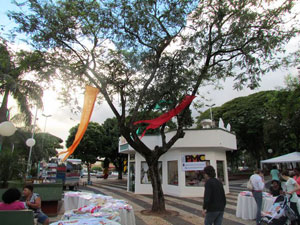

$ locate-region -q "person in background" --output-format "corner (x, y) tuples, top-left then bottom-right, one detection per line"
(250, 170), (265, 225)
(202, 165), (226, 225)
(270, 165), (280, 181)
(269, 180), (283, 197)
(0, 188), (25, 210)
(293, 167), (300, 197)
(23, 184), (49, 225)
(281, 170), (300, 225)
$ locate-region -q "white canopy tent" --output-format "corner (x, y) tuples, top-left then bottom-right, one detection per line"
(260, 152), (300, 168)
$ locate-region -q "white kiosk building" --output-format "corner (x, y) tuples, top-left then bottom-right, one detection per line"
(119, 126), (237, 197)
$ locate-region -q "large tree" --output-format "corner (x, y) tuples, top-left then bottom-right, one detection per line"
(101, 116), (177, 180)
(2, 128), (63, 160)
(0, 128), (63, 182)
(0, 38), (45, 125)
(196, 88), (300, 167)
(102, 118), (126, 180)
(198, 91), (279, 167)
(66, 122), (105, 183)
(280, 81), (300, 151)
(9, 0), (299, 212)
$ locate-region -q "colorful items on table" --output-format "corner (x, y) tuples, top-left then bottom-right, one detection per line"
(54, 192), (134, 225)
(239, 191), (273, 198)
(62, 208), (120, 222)
(50, 217), (121, 225)
(239, 191), (253, 197)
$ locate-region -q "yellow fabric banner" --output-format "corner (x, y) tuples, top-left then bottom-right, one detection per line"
(59, 85), (99, 161)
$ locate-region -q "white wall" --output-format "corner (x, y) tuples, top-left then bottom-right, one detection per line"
(120, 129), (237, 152)
(123, 129), (235, 197)
(134, 148), (229, 197)
(166, 129), (236, 150)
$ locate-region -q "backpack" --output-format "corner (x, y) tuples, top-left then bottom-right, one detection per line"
(247, 180), (253, 191)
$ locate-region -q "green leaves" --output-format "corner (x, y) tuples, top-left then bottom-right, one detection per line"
(0, 150), (26, 187)
(0, 39), (44, 125)
(7, 0), (300, 212)
(197, 87), (300, 164)
(186, 0), (298, 90)
(66, 122), (105, 165)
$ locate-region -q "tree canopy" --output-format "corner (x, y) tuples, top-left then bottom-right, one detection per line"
(9, 0), (300, 212)
(2, 128), (63, 162)
(196, 86), (300, 168)
(0, 38), (45, 125)
(102, 118), (126, 179)
(66, 122), (104, 165)
(66, 122), (105, 182)
(0, 127), (63, 185)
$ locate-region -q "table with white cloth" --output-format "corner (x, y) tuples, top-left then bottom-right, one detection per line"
(60, 192), (136, 225)
(236, 191), (275, 220)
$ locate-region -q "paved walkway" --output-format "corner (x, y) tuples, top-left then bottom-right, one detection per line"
(79, 178), (257, 225)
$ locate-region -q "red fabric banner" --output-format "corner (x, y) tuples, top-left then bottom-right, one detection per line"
(134, 95), (196, 138)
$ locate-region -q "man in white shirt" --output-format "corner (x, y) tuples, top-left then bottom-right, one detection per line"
(250, 170), (265, 225)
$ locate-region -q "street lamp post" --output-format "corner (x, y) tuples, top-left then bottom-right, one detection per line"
(41, 114), (52, 153)
(205, 103), (216, 122)
(26, 108), (38, 178)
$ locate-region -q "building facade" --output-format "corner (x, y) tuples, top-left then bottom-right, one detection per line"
(119, 128), (237, 197)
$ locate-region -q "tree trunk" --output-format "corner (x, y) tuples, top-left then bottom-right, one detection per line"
(117, 157), (123, 180)
(0, 89), (9, 123)
(147, 159), (166, 212)
(87, 163), (91, 184)
(117, 167), (123, 179)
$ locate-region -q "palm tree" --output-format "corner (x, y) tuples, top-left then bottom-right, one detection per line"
(0, 38), (44, 126)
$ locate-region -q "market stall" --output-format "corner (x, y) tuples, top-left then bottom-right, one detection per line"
(60, 191), (136, 225)
(236, 191), (275, 220)
(260, 152), (300, 168)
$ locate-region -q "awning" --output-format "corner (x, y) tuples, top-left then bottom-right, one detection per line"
(261, 152), (300, 164)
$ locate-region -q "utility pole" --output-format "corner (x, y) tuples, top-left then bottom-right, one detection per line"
(41, 114), (52, 154)
(205, 103), (216, 123)
(26, 108), (38, 178)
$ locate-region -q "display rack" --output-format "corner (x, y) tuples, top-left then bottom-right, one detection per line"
(46, 163), (57, 183)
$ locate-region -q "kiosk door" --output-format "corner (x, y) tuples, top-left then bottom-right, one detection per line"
(129, 162), (135, 192)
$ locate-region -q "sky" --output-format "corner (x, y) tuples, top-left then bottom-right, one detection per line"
(0, 0), (299, 150)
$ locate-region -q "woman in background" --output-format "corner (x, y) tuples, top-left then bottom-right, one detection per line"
(281, 170), (300, 225)
(293, 168), (300, 197)
(23, 184), (49, 225)
(270, 165), (280, 181)
(0, 188), (25, 210)
(269, 180), (283, 197)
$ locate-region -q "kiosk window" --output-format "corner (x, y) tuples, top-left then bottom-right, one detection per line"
(141, 161), (162, 184)
(185, 160), (210, 187)
(168, 161), (178, 186)
(217, 160), (225, 185)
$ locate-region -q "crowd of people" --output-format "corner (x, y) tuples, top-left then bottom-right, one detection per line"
(0, 166), (299, 225)
(0, 184), (49, 225)
(249, 167), (300, 225)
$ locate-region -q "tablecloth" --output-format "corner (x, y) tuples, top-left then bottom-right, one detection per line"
(236, 191), (275, 220)
(63, 192), (136, 225)
(50, 217), (121, 225)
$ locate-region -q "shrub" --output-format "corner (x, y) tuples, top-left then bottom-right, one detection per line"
(91, 166), (102, 171)
(0, 150), (26, 188)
